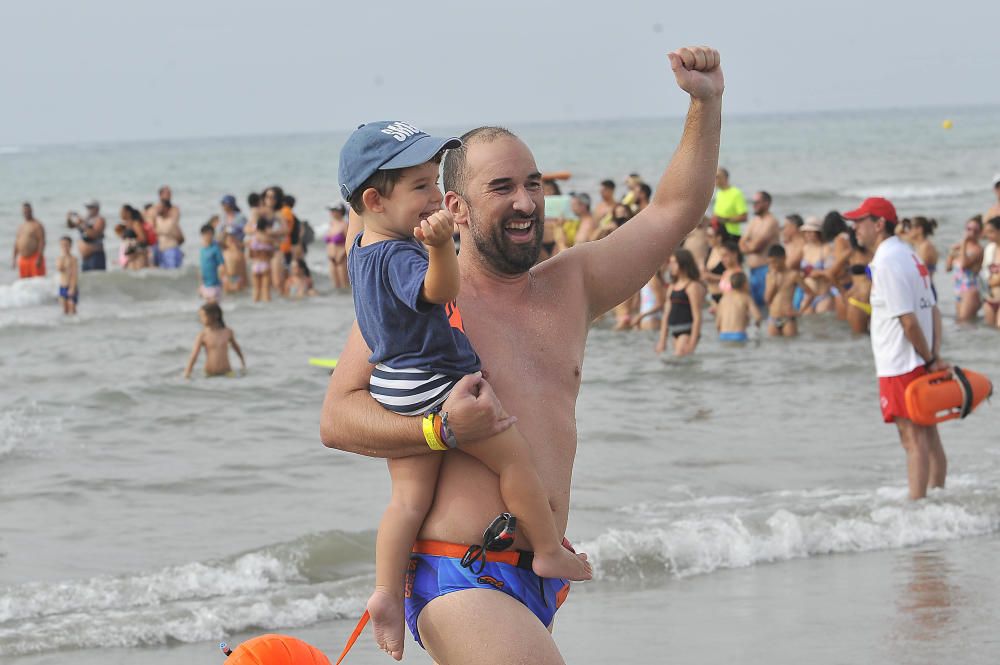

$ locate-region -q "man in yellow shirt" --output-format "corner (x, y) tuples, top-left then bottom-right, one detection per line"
(712, 167), (747, 239)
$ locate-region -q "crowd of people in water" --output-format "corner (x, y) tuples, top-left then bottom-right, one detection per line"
(11, 172), (1000, 353)
(540, 169), (1000, 354)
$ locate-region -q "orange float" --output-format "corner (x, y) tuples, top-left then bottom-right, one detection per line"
(221, 634), (331, 664)
(541, 171), (572, 181)
(904, 367), (992, 426)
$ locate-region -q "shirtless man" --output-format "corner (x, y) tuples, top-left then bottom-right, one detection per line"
(986, 174), (1000, 222)
(682, 215), (710, 267)
(13, 203), (46, 278)
(67, 201), (107, 271)
(739, 190), (780, 310)
(321, 46), (723, 665)
(153, 186), (184, 268)
(592, 179), (616, 227)
(570, 193), (596, 244)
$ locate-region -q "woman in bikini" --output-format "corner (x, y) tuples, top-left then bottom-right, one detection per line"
(324, 203), (350, 289)
(799, 216), (833, 314)
(703, 224), (725, 310)
(908, 216), (939, 300)
(248, 217), (275, 302)
(820, 212), (852, 320)
(946, 215), (984, 324)
(717, 239), (744, 297)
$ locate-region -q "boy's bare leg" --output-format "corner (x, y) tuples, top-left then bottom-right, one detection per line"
(783, 318), (798, 337)
(461, 427), (591, 581)
(369, 453), (442, 660)
(420, 589), (566, 665)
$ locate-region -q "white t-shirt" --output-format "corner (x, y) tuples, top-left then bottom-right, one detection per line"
(869, 236), (936, 377)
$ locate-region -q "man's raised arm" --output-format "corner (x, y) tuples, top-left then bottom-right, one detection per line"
(577, 46), (723, 319)
(320, 322), (517, 457)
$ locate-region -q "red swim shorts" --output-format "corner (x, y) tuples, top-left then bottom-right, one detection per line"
(18, 254), (46, 278)
(878, 365), (927, 424)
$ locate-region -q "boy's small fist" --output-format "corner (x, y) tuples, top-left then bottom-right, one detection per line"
(414, 211), (456, 247)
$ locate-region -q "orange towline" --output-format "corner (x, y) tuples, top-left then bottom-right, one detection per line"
(904, 367), (993, 426)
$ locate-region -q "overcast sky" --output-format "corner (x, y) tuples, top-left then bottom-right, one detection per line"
(2, 0), (998, 146)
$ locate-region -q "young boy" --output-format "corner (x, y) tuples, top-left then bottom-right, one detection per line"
(56, 236), (78, 315)
(198, 224), (225, 302)
(221, 231), (248, 294)
(340, 121), (591, 660)
(716, 271), (761, 342)
(183, 302), (246, 378)
(764, 245), (813, 337)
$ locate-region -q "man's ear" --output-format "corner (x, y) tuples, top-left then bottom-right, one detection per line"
(444, 191), (468, 226)
(361, 188), (383, 214)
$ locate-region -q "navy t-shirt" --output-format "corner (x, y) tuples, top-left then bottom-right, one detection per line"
(348, 235), (480, 376)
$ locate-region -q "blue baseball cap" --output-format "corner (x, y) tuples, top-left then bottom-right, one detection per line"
(338, 121), (461, 201)
(220, 194), (238, 208)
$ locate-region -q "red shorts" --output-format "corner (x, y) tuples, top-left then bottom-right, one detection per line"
(18, 254), (46, 278)
(878, 365), (927, 423)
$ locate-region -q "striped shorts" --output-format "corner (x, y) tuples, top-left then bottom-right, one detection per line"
(369, 364), (462, 416)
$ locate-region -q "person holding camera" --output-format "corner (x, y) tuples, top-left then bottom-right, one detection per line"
(67, 200), (107, 272)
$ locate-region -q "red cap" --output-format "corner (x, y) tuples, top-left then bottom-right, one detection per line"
(842, 197), (898, 223)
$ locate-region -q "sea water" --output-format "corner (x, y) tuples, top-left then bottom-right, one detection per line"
(2, 106), (998, 664)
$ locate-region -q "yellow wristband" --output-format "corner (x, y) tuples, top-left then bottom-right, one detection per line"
(422, 413), (448, 451)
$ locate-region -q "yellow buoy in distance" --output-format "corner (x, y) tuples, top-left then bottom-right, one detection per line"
(942, 119), (953, 129)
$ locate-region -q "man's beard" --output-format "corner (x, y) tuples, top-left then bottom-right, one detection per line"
(467, 207), (543, 275)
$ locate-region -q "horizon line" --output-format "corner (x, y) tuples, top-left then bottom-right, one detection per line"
(5, 101), (997, 152)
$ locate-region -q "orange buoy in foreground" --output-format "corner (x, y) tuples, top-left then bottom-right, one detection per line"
(223, 634), (332, 665)
(904, 367), (992, 426)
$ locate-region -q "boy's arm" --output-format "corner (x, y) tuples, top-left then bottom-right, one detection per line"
(415, 211), (460, 304)
(229, 332), (246, 369)
(320, 322), (516, 457)
(69, 257), (78, 292)
(764, 271), (777, 304)
(183, 333), (203, 378)
(748, 297), (763, 324)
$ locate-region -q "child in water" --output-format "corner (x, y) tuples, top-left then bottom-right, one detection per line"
(284, 258), (316, 299)
(340, 122), (591, 660)
(764, 245), (813, 337)
(183, 303), (246, 378)
(716, 271), (761, 342)
(56, 236), (79, 315)
(198, 224), (225, 303)
(221, 232), (248, 294)
(248, 218), (275, 302)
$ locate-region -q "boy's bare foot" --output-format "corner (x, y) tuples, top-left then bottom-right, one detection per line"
(531, 547), (592, 581)
(367, 589), (404, 661)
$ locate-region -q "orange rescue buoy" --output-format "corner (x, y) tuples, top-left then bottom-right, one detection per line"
(223, 634), (332, 664)
(904, 367), (992, 426)
(541, 171), (572, 181)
